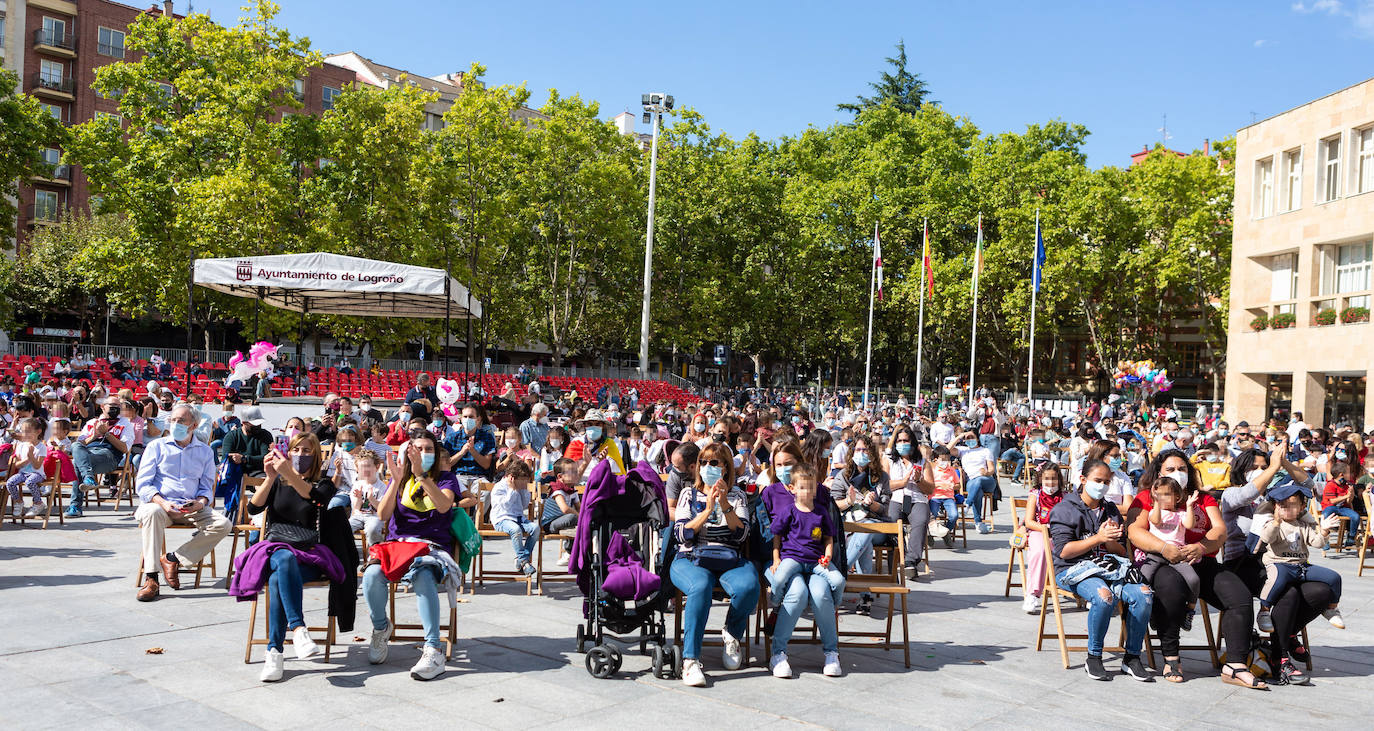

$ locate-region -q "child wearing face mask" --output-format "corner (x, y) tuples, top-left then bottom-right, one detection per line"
(495, 426), (533, 474)
(926, 445), (960, 547)
(490, 460), (538, 576)
(349, 451), (386, 544)
(327, 426), (361, 509)
(1135, 476), (1200, 628)
(1021, 464), (1066, 613)
(1254, 484), (1345, 639)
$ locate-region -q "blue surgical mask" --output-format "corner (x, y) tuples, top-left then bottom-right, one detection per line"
(896, 443), (912, 456)
(170, 422), (191, 441)
(420, 453), (436, 472)
(1108, 457), (1123, 470)
(701, 464), (723, 486)
(694, 422), (706, 433)
(462, 417), (477, 433)
(339, 441), (356, 452)
(1084, 479), (1108, 501)
(585, 426), (603, 443)
(776, 465), (792, 485)
(854, 452), (871, 467)
(821, 447), (833, 458)
(399, 412), (411, 423)
(964, 440), (978, 449)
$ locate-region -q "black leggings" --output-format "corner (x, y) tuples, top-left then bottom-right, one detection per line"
(1149, 557), (1252, 659)
(1226, 554), (1334, 659)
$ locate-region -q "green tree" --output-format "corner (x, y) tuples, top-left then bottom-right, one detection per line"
(837, 40), (932, 116)
(0, 69), (66, 249)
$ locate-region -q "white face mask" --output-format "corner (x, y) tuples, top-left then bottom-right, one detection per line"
(1163, 468), (1190, 489)
(1041, 482), (1060, 495)
(506, 438), (520, 449)
(1245, 469), (1263, 485)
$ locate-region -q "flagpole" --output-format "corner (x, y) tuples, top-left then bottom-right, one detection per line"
(862, 222), (878, 413)
(1027, 209), (1040, 408)
(915, 218), (927, 410)
(968, 213), (981, 410)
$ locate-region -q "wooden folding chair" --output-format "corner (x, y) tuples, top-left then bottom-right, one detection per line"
(112, 457), (138, 511)
(839, 521), (912, 667)
(387, 580), (459, 659)
(1309, 498), (1352, 556)
(242, 579), (336, 663)
(533, 490), (576, 590)
(472, 480), (537, 595)
(226, 477), (266, 583)
(1003, 496), (1029, 597)
(1033, 525), (1135, 669)
(1142, 598), (1221, 670)
(133, 524), (218, 588)
(673, 585), (754, 668)
(1358, 492), (1374, 577)
(0, 473), (65, 529)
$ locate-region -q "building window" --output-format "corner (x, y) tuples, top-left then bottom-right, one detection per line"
(40, 148), (61, 166)
(1270, 252), (1298, 301)
(156, 82), (174, 98)
(292, 78), (304, 102)
(1255, 157), (1274, 217)
(39, 59), (65, 86)
(424, 112), (445, 131)
(1281, 148), (1301, 212)
(40, 103), (63, 123)
(95, 110), (121, 126)
(1323, 241), (1374, 297)
(34, 190), (60, 221)
(89, 195), (106, 213)
(1359, 127), (1374, 195)
(1319, 135), (1341, 203)
(41, 17), (68, 45)
(98, 27), (126, 58)
(322, 86), (340, 110)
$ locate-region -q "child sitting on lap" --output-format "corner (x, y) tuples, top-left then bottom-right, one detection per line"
(1134, 476), (1200, 629)
(1255, 483), (1346, 634)
(768, 464), (844, 605)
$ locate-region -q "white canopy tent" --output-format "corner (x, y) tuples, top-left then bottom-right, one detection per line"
(193, 252), (483, 375)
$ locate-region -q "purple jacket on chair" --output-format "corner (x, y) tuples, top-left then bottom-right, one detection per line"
(228, 541), (347, 600)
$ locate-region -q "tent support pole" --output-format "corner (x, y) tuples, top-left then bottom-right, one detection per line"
(253, 288), (261, 343)
(186, 252), (195, 399)
(443, 279), (451, 378)
(297, 298), (307, 379)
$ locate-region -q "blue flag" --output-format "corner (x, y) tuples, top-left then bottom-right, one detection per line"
(1032, 218), (1046, 293)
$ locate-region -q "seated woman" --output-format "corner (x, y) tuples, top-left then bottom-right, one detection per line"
(833, 434), (891, 616)
(670, 441), (759, 687)
(363, 431), (476, 681)
(884, 425), (932, 579)
(241, 435), (350, 682)
(1048, 459), (1153, 682)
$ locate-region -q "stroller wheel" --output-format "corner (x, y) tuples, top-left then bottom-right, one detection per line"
(586, 646), (616, 679)
(651, 645), (667, 679)
(607, 645), (623, 674)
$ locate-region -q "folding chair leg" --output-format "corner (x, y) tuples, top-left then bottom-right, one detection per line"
(244, 597), (260, 664)
(900, 593), (910, 668)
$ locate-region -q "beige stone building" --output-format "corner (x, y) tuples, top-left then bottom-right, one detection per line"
(1226, 76), (1374, 430)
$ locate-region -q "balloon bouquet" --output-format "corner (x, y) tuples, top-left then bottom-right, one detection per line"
(1112, 359), (1173, 399)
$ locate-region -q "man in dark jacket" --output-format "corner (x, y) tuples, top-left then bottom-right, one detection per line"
(219, 405), (273, 476)
(405, 373), (438, 406)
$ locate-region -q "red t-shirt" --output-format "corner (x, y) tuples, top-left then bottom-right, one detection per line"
(1322, 480), (1350, 509)
(1129, 490), (1220, 557)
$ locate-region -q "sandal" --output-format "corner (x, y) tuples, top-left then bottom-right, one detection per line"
(1220, 664), (1269, 691)
(1162, 659), (1184, 683)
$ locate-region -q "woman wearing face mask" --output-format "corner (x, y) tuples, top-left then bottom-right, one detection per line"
(885, 426), (933, 579)
(1020, 464), (1066, 613)
(671, 441), (758, 687)
(1127, 450), (1254, 687)
(363, 430), (464, 681)
(565, 410), (625, 481)
(833, 434), (891, 615)
(1221, 442), (1334, 684)
(442, 402), (496, 492)
(690, 412), (713, 449)
(1082, 440), (1134, 507)
(244, 434), (348, 682)
(386, 405), (415, 447)
(1048, 459), (1153, 681)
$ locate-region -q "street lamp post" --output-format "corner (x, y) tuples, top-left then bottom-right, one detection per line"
(638, 92), (673, 380)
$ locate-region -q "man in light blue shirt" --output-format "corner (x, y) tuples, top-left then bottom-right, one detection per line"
(519, 403), (550, 453)
(133, 404), (232, 602)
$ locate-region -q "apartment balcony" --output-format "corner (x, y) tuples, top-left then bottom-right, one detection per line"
(35, 164), (72, 186)
(32, 73), (76, 101)
(33, 28), (77, 58)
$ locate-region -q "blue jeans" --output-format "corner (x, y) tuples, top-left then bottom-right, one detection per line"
(495, 516), (538, 563)
(363, 562), (443, 648)
(966, 475), (997, 523)
(766, 564), (841, 656)
(327, 493), (351, 511)
(670, 554), (760, 660)
(267, 550), (323, 651)
(769, 558), (844, 607)
(69, 440), (122, 506)
(979, 434), (1001, 455)
(1056, 570), (1152, 657)
(1321, 505), (1361, 544)
(931, 498), (958, 531)
(1001, 448), (1025, 481)
(1261, 562), (1342, 608)
(845, 520), (880, 575)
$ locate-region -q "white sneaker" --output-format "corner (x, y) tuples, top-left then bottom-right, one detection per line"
(24, 504), (44, 518)
(1256, 608), (1274, 633)
(721, 628), (743, 671)
(977, 522), (992, 534)
(681, 658), (706, 687)
(8, 502), (21, 518)
(260, 648), (284, 682)
(823, 651), (843, 677)
(410, 645), (446, 681)
(292, 626), (318, 660)
(368, 621), (392, 664)
(1323, 608), (1345, 629)
(769, 652), (792, 678)
(1022, 593), (1040, 614)
(555, 553), (570, 566)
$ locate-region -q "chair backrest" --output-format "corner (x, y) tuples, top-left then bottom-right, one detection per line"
(472, 479), (497, 530)
(843, 520), (904, 581)
(1011, 496), (1029, 535)
(236, 476), (265, 526)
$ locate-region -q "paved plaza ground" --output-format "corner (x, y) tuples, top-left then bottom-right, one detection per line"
(2, 488), (1371, 730)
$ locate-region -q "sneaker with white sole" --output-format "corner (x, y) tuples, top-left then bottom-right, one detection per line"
(977, 522), (992, 534)
(410, 645), (446, 681)
(8, 502), (21, 518)
(555, 554), (570, 566)
(1256, 608), (1274, 633)
(24, 504), (44, 518)
(823, 651), (843, 677)
(769, 652), (792, 678)
(1022, 593), (1040, 614)
(682, 658), (706, 687)
(1323, 607), (1345, 629)
(721, 628), (743, 671)
(260, 648), (284, 682)
(368, 621), (392, 664)
(292, 626), (318, 660)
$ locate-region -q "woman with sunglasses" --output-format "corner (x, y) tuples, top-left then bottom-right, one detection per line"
(670, 441), (758, 687)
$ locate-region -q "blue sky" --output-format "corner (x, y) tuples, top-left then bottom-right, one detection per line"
(189, 0), (1374, 168)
